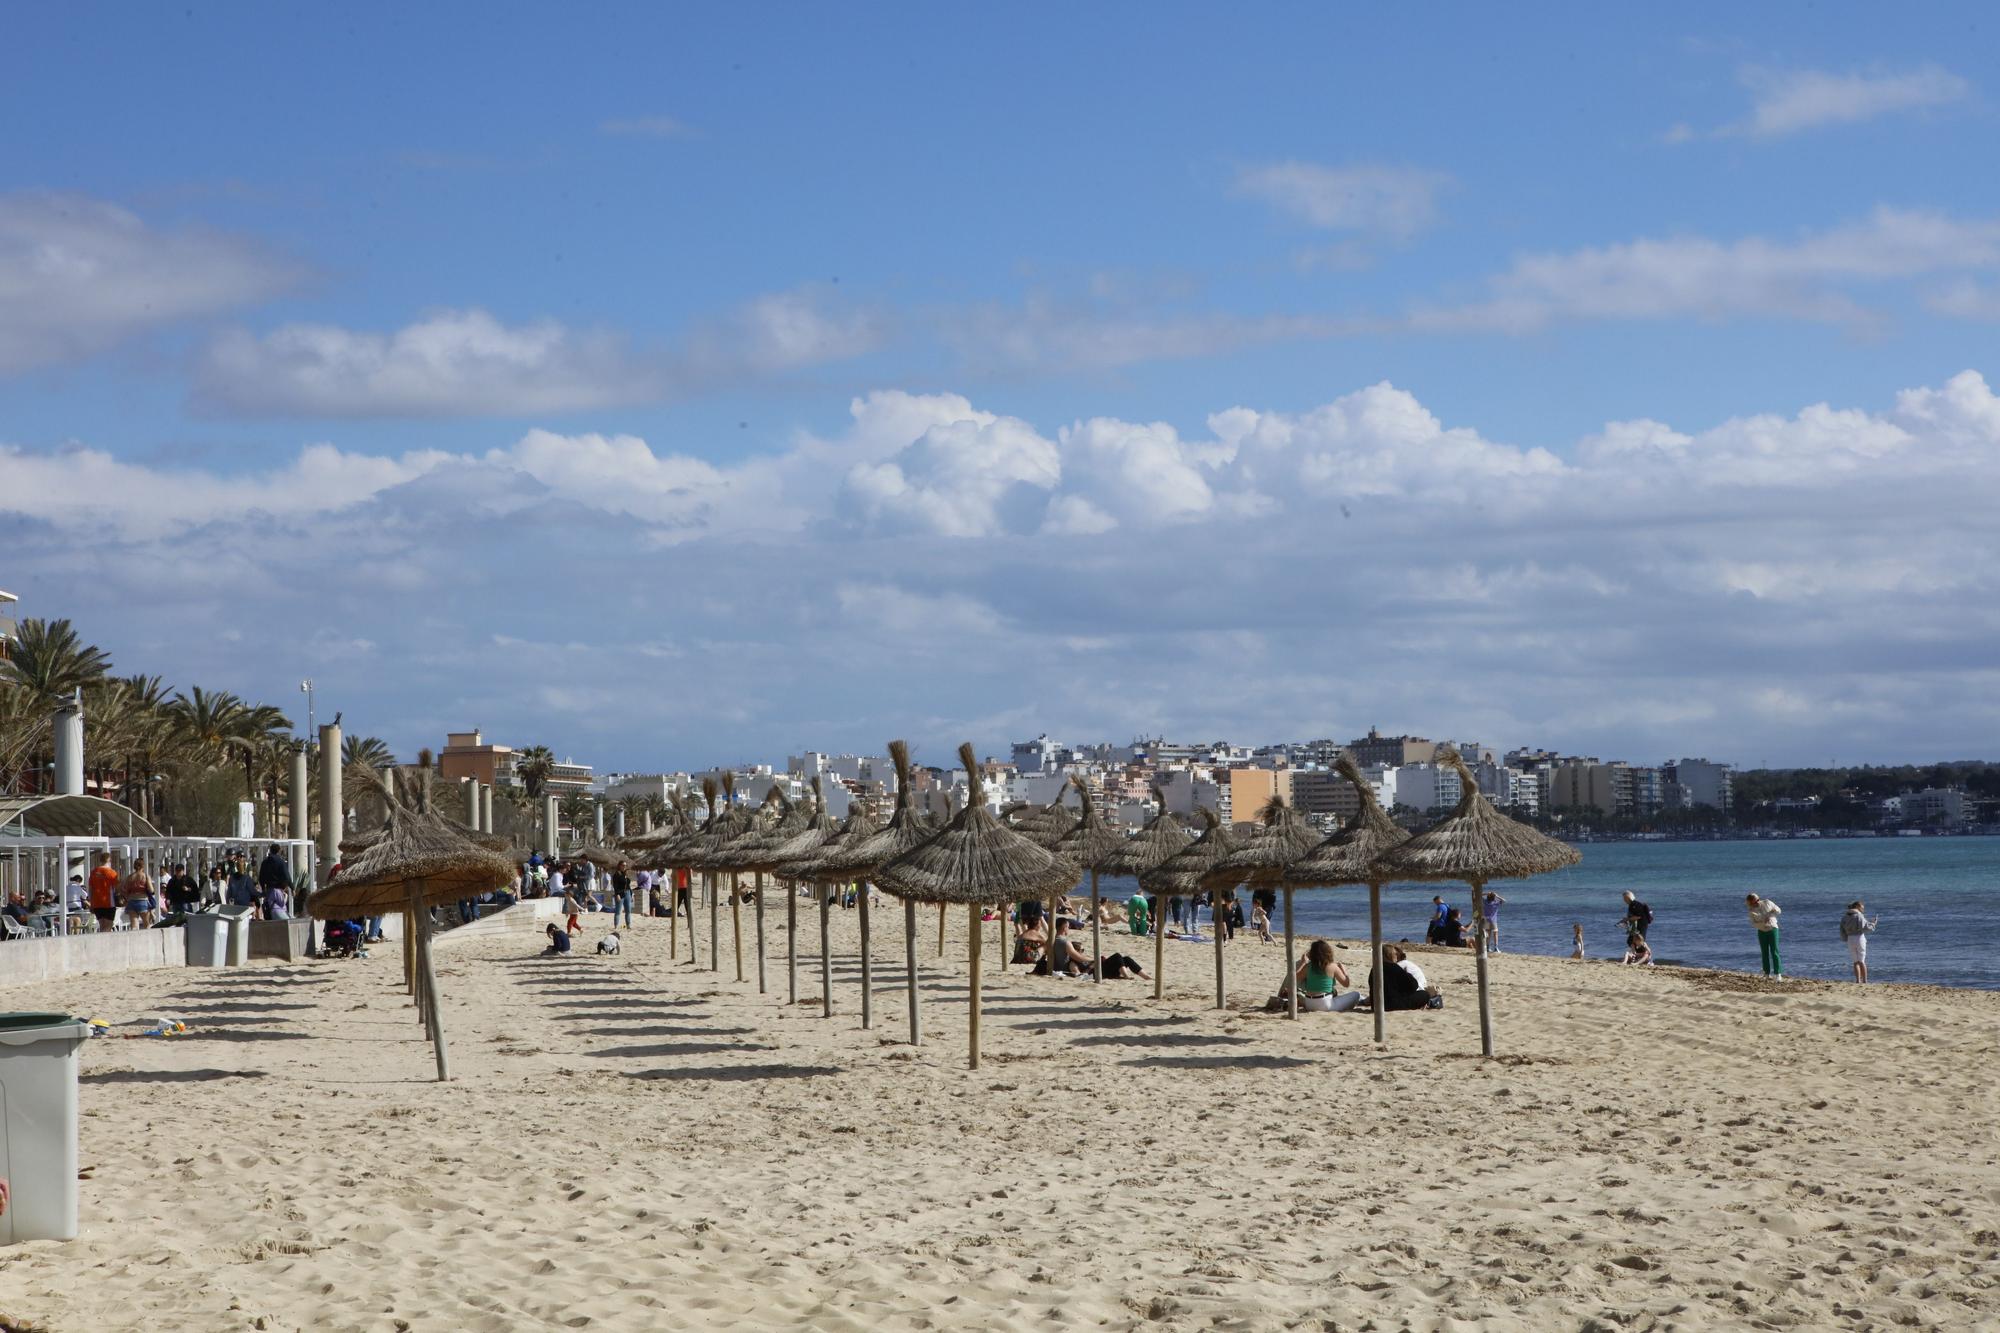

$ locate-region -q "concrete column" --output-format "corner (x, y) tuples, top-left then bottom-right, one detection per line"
(290, 743), (310, 877)
(542, 794), (558, 855)
(594, 802), (605, 843)
(615, 808), (627, 839)
(466, 778), (481, 830)
(53, 691), (84, 796)
(480, 785), (494, 834)
(319, 723), (343, 877)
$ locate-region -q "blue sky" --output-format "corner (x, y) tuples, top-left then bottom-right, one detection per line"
(4, 5), (1999, 770)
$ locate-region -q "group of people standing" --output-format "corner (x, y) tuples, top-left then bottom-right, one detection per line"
(74, 847), (295, 931)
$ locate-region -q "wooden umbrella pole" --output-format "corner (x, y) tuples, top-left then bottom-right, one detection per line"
(1370, 881), (1386, 1045)
(967, 902), (982, 1071)
(408, 883), (449, 1082)
(1089, 868), (1102, 983)
(1214, 890), (1227, 1010)
(786, 881), (798, 1004)
(668, 869), (678, 956)
(731, 872), (744, 982)
(1471, 881), (1494, 1057)
(819, 882), (833, 1017)
(1003, 903), (1012, 972)
(1284, 886), (1297, 1021)
(403, 909), (416, 997)
(709, 872), (719, 972)
(685, 872), (698, 964)
(1152, 886), (1165, 1001)
(754, 871), (767, 994)
(858, 880), (874, 1030)
(904, 897), (921, 1047)
(936, 901), (946, 956)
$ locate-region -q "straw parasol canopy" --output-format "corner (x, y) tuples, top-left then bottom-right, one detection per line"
(1284, 756), (1410, 890)
(567, 844), (629, 871)
(873, 742), (1079, 1069)
(1138, 806), (1236, 898)
(811, 739), (933, 1040)
(779, 795), (877, 882)
(875, 745), (1078, 907)
(313, 781), (514, 919)
(1096, 785), (1190, 879)
(1007, 784), (1078, 850)
(1370, 747), (1581, 1056)
(758, 776), (836, 874)
(1052, 782), (1124, 871)
(1369, 749), (1578, 885)
(1201, 794), (1319, 894)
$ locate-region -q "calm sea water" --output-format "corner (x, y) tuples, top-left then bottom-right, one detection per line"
(1085, 837), (2000, 991)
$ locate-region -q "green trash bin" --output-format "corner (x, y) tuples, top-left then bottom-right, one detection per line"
(0, 1012), (92, 1244)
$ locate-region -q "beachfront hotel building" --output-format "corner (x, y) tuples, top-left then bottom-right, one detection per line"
(1346, 728), (1438, 768)
(1664, 758), (1734, 813)
(439, 730), (516, 788)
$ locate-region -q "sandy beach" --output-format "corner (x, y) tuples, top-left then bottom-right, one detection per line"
(3, 899), (1997, 1332)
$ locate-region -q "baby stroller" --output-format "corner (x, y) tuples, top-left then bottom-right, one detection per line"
(321, 918), (364, 958)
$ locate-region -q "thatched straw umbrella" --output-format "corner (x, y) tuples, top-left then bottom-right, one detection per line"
(874, 743), (1078, 1070)
(1051, 782), (1124, 983)
(732, 785), (808, 993)
(1284, 756), (1412, 1041)
(1098, 785), (1191, 998)
(1369, 748), (1581, 1056)
(648, 777), (729, 965)
(817, 740), (931, 1042)
(309, 782), (512, 1082)
(680, 775), (760, 974)
(751, 777), (832, 1002)
(1007, 782), (1083, 960)
(1202, 794), (1322, 1016)
(773, 784), (874, 1013)
(1138, 807), (1236, 1003)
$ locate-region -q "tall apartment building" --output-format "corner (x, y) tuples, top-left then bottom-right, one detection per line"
(440, 730), (516, 788)
(1221, 767), (1292, 823)
(1388, 762), (1462, 813)
(1155, 769), (1223, 820)
(1289, 769), (1351, 822)
(1011, 735), (1063, 774)
(1548, 760), (1619, 816)
(1664, 758), (1733, 813)
(1347, 728), (1438, 768)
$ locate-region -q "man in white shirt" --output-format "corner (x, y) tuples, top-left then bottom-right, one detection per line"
(1746, 893), (1782, 979)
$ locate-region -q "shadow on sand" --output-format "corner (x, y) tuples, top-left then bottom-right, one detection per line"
(624, 1063), (841, 1082)
(82, 1067), (269, 1085)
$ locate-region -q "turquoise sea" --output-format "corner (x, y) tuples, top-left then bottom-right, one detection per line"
(1089, 837), (2000, 990)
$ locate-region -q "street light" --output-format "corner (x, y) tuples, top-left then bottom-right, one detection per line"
(300, 680), (315, 744)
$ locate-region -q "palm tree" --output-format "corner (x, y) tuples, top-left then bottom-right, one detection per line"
(230, 703), (293, 815)
(342, 735), (395, 771)
(558, 792), (595, 839)
(0, 618), (113, 705)
(515, 745), (555, 799)
(166, 686), (247, 768)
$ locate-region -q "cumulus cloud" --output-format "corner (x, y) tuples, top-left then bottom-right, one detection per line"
(0, 191), (300, 374)
(193, 290), (881, 418)
(1730, 64), (1971, 139)
(1410, 207), (2000, 332)
(7, 372), (2000, 766)
(1233, 162), (1449, 237)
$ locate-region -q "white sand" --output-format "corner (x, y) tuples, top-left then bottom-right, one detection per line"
(3, 895), (1997, 1331)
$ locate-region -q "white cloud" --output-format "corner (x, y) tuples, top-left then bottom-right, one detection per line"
(941, 294), (1341, 374)
(9, 372), (2000, 767)
(598, 115), (698, 139)
(1926, 279), (2000, 320)
(1410, 207), (2000, 332)
(194, 290), (881, 418)
(0, 191), (299, 374)
(1233, 162), (1448, 237)
(1732, 64), (1971, 139)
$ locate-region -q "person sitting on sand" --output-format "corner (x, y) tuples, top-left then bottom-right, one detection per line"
(1436, 908), (1469, 948)
(544, 923), (571, 955)
(1036, 919), (1147, 979)
(1275, 939), (1357, 1011)
(1013, 919), (1047, 966)
(1622, 932), (1653, 966)
(1372, 946), (1429, 1011)
(1390, 945), (1428, 992)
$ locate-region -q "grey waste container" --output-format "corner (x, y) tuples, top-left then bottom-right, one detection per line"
(216, 905), (253, 966)
(184, 912), (229, 967)
(0, 1013), (92, 1244)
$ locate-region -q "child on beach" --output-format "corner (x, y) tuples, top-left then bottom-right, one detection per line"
(1570, 923), (1584, 959)
(563, 889), (584, 937)
(1622, 932), (1653, 966)
(1251, 901), (1274, 944)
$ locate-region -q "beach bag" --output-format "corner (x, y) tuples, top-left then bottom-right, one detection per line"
(1424, 987), (1445, 1010)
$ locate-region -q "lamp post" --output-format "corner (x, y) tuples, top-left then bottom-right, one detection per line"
(300, 680), (315, 744)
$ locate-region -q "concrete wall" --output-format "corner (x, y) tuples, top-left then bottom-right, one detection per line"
(433, 896), (566, 946)
(0, 927), (188, 989)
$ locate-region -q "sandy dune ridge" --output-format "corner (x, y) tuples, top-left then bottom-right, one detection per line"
(2, 898), (1997, 1331)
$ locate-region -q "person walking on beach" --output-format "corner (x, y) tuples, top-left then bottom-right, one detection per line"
(1250, 898), (1274, 944)
(1481, 891), (1506, 953)
(1746, 893), (1783, 979)
(1840, 900), (1879, 984)
(1619, 890), (1652, 940)
(1570, 923), (1585, 959)
(611, 860), (634, 929)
